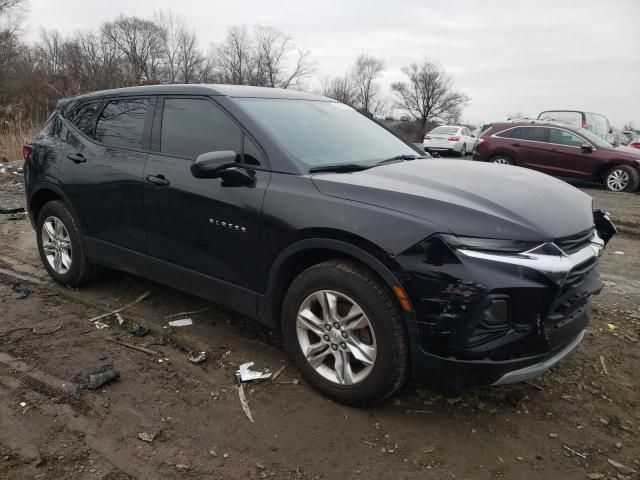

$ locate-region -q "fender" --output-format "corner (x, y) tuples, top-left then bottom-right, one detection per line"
(27, 181), (77, 228)
(257, 237), (411, 328)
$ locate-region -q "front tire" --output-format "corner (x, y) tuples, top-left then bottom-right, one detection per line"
(604, 165), (639, 192)
(281, 259), (408, 406)
(36, 200), (98, 287)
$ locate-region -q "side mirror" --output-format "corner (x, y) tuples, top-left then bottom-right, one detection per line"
(191, 151), (238, 179)
(471, 134), (476, 138)
(580, 144), (593, 153)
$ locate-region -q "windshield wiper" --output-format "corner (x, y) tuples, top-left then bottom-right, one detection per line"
(309, 163), (371, 173)
(374, 154), (425, 166)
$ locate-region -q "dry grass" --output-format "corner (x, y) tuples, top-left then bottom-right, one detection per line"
(0, 111), (40, 164)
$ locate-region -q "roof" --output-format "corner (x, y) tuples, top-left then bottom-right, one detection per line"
(58, 83), (332, 107)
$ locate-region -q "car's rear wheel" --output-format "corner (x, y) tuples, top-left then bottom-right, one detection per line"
(36, 200), (98, 287)
(604, 165), (639, 192)
(459, 144), (467, 157)
(491, 155), (513, 165)
(281, 259), (408, 406)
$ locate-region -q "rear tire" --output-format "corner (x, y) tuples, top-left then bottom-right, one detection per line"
(36, 200), (98, 287)
(281, 259), (408, 406)
(491, 155), (513, 165)
(604, 165), (639, 192)
(459, 144), (467, 157)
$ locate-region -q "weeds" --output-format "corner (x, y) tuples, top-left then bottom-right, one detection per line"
(0, 107), (39, 163)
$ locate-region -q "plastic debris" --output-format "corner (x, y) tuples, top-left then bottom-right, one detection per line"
(236, 362), (272, 383)
(613, 251), (624, 255)
(271, 364), (286, 381)
(11, 283), (30, 299)
(19, 401), (27, 407)
(562, 445), (586, 459)
(187, 351), (207, 364)
(138, 432), (156, 443)
(238, 383), (254, 422)
(131, 324), (149, 337)
(94, 321), (109, 330)
(116, 313), (124, 325)
(607, 323), (617, 331)
(74, 364), (120, 398)
(168, 318), (192, 327)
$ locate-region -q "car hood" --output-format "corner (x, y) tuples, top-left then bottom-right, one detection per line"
(311, 159), (594, 241)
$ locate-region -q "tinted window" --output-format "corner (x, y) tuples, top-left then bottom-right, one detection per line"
(243, 136), (263, 166)
(95, 98), (150, 150)
(496, 127), (546, 142)
(68, 102), (101, 137)
(160, 98), (242, 159)
(549, 128), (584, 147)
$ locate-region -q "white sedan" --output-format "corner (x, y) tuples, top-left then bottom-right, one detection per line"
(423, 125), (477, 157)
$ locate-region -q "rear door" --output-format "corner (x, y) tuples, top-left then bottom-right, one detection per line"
(60, 96), (153, 274)
(544, 127), (598, 179)
(494, 126), (550, 170)
(143, 96), (271, 314)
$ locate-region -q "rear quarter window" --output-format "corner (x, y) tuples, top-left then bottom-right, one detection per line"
(67, 101), (101, 138)
(95, 98), (150, 150)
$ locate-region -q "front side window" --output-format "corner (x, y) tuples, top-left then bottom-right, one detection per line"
(234, 98), (418, 169)
(160, 98), (242, 159)
(95, 98), (150, 150)
(68, 101), (101, 137)
(549, 128), (584, 147)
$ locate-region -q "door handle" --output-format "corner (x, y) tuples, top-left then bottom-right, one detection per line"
(146, 174), (170, 187)
(67, 152), (86, 164)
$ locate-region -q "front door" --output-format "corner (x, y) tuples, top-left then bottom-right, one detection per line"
(544, 127), (598, 180)
(142, 96), (271, 314)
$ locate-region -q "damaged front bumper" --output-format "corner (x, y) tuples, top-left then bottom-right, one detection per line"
(397, 210), (615, 388)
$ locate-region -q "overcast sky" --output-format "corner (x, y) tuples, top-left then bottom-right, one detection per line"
(24, 0), (640, 128)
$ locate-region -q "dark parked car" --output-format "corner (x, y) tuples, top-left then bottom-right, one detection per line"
(24, 85), (615, 405)
(473, 121), (640, 192)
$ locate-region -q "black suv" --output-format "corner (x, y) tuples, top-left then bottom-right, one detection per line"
(24, 85), (615, 406)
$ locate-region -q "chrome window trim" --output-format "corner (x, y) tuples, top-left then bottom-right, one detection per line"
(491, 125), (596, 151)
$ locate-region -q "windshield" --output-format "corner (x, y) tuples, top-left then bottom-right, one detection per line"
(577, 127), (613, 148)
(234, 98), (419, 169)
(430, 126), (459, 135)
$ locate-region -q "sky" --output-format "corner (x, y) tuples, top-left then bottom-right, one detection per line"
(23, 0), (640, 128)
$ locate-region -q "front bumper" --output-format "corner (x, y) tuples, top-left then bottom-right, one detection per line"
(396, 229), (606, 387)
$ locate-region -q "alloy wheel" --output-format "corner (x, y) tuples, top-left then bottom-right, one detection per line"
(41, 216), (72, 274)
(493, 157), (510, 164)
(607, 169), (630, 192)
(461, 145), (466, 157)
(296, 290), (377, 386)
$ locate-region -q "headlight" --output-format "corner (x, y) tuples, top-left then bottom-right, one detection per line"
(440, 234), (541, 254)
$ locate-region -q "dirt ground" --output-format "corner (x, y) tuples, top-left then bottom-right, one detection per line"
(0, 169), (639, 480)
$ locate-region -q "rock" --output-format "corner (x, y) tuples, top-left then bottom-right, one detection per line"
(256, 463), (265, 470)
(586, 474), (604, 479)
(137, 432), (155, 443)
(615, 442), (622, 449)
(608, 458), (637, 475)
(446, 397), (462, 405)
(549, 433), (558, 438)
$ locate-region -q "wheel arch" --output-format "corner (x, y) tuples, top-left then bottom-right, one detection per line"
(27, 183), (76, 228)
(595, 161), (635, 182)
(258, 236), (409, 329)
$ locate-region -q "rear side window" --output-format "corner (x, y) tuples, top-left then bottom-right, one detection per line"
(95, 98), (150, 150)
(68, 101), (101, 137)
(549, 128), (584, 147)
(496, 127), (546, 142)
(160, 98), (241, 159)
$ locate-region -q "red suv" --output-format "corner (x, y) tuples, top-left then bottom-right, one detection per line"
(473, 121), (640, 192)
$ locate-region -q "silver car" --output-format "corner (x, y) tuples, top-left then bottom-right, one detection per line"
(423, 125), (477, 156)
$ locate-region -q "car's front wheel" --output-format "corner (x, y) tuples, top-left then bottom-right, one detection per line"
(36, 200), (98, 287)
(604, 165), (639, 192)
(281, 259), (408, 406)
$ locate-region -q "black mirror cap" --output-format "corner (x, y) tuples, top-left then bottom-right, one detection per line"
(581, 143), (593, 153)
(191, 150), (239, 179)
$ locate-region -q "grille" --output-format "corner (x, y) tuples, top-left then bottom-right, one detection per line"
(555, 229), (593, 254)
(564, 256), (598, 288)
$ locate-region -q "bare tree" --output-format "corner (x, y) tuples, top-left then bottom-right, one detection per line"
(391, 59), (469, 140)
(214, 25), (253, 85)
(352, 53), (384, 113)
(102, 15), (164, 83)
(155, 10), (181, 83)
(177, 27), (204, 83)
(321, 73), (357, 105)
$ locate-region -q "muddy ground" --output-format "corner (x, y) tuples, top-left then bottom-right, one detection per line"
(0, 169), (639, 480)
